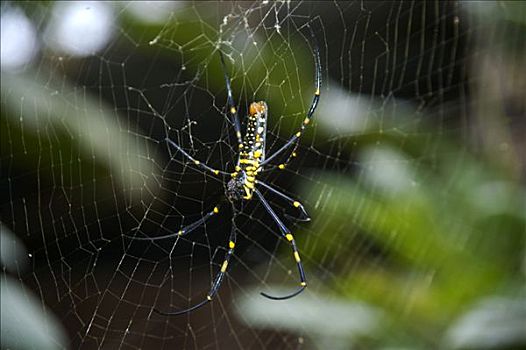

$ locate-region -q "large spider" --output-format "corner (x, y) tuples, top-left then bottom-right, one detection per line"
(129, 36), (321, 316)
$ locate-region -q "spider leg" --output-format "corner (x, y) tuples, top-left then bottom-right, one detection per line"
(165, 137), (230, 176)
(219, 51), (243, 149)
(124, 204), (222, 241)
(259, 33), (321, 171)
(129, 77), (230, 177)
(153, 221), (238, 316)
(254, 189), (307, 300)
(255, 180), (310, 222)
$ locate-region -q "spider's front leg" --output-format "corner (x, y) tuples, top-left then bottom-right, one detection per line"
(259, 31), (321, 172)
(219, 51), (243, 149)
(165, 137), (230, 177)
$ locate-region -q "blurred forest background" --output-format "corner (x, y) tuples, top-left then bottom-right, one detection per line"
(1, 1), (525, 349)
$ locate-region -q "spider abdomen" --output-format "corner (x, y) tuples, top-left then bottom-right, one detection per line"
(234, 101), (268, 200)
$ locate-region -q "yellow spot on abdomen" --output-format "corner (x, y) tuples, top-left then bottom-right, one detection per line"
(243, 187), (252, 199)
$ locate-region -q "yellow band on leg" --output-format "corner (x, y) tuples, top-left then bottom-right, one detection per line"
(221, 260), (229, 272)
(294, 251), (301, 262)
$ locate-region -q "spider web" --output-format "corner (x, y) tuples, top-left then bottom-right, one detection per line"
(1, 1), (525, 349)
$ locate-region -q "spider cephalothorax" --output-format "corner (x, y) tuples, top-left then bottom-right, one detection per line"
(226, 176), (244, 202)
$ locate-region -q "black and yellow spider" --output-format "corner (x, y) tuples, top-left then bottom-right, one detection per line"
(130, 36), (321, 316)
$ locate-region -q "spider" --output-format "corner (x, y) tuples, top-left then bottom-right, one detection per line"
(129, 36), (321, 316)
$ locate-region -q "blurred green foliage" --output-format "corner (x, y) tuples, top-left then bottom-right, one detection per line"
(297, 132), (525, 347)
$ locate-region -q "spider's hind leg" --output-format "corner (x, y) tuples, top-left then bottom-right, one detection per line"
(153, 220), (238, 316)
(124, 203), (223, 241)
(256, 180), (310, 222)
(254, 189), (307, 300)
